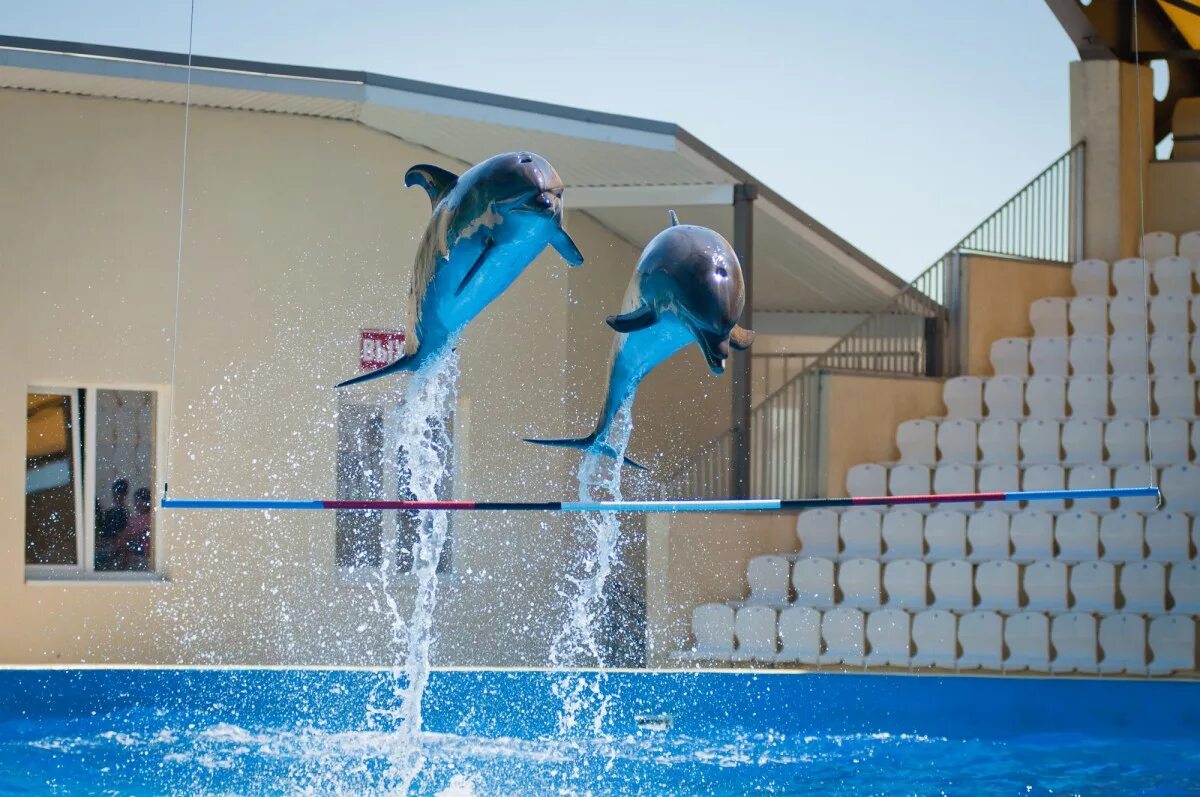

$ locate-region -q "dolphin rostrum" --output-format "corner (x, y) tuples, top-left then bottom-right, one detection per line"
(337, 151), (584, 387)
(525, 210), (754, 468)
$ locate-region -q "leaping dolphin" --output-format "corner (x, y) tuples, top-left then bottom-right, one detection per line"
(525, 210), (754, 468)
(337, 151), (584, 387)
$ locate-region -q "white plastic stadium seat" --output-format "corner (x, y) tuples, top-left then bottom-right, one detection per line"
(1115, 464), (1158, 512)
(776, 606), (821, 664)
(847, 464), (887, 499)
(990, 338), (1029, 376)
(1062, 418), (1104, 465)
(1031, 337), (1069, 376)
(897, 419), (937, 464)
(1099, 613), (1147, 674)
(1010, 510), (1055, 563)
(1194, 299), (1200, 334)
(1050, 613), (1098, 673)
(1145, 512), (1191, 562)
(967, 510), (1010, 562)
(1005, 612), (1051, 672)
(792, 557), (836, 609)
(797, 509), (839, 559)
(1071, 258), (1110, 297)
(882, 509), (925, 561)
(1027, 376), (1068, 420)
(733, 606), (778, 662)
(975, 560), (1020, 612)
(745, 555), (791, 606)
(1065, 376), (1106, 418)
(1121, 562), (1167, 613)
(883, 558), (928, 610)
(1110, 295), (1148, 334)
(1142, 231), (1177, 261)
(1111, 375), (1152, 418)
(978, 419), (1019, 465)
(984, 376), (1025, 419)
(1031, 297), (1068, 337)
(1023, 464), (1066, 511)
(1024, 561), (1068, 611)
(925, 512), (968, 561)
(1154, 375), (1195, 417)
(1105, 418), (1146, 465)
(910, 609), (957, 668)
(1148, 615), (1196, 674)
(1180, 231), (1200, 262)
(821, 608), (865, 666)
(1112, 257), (1150, 297)
(979, 465), (1020, 514)
(1169, 562), (1200, 615)
(889, 465), (931, 511)
(937, 420), (977, 464)
(1069, 296), (1108, 336)
(1056, 511), (1100, 562)
(1100, 511), (1145, 562)
(1070, 561), (1117, 612)
(1150, 334), (1190, 376)
(865, 609), (911, 667)
(1151, 295), (1190, 336)
(1149, 418), (1189, 465)
(934, 465), (975, 511)
(691, 604), (735, 659)
(1193, 337), (1200, 375)
(838, 558), (881, 609)
(928, 559), (973, 611)
(1019, 419), (1061, 465)
(1153, 256), (1194, 296)
(1110, 335), (1150, 376)
(1068, 464), (1112, 514)
(1162, 465), (1200, 513)
(957, 611), (1003, 670)
(1069, 336), (1108, 376)
(840, 509), (882, 559)
(943, 376), (983, 419)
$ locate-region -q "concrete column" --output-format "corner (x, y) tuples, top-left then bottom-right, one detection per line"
(1069, 60), (1155, 261)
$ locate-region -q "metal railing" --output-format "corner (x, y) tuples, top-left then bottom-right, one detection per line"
(752, 352), (824, 399)
(664, 142), (1085, 499)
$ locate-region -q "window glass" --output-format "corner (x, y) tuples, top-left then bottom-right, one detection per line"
(25, 392), (78, 565)
(93, 390), (156, 572)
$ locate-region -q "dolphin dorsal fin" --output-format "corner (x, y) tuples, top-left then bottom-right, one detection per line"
(405, 164), (459, 206)
(668, 209), (680, 227)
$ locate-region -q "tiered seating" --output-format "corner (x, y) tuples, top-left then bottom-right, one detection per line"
(682, 232), (1200, 674)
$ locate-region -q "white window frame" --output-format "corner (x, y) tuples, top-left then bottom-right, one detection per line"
(25, 383), (168, 583)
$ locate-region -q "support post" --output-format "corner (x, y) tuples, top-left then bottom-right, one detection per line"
(731, 184), (756, 499)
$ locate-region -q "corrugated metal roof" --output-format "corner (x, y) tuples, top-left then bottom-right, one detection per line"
(0, 35), (906, 314)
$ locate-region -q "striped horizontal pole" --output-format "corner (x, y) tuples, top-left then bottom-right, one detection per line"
(161, 487), (1160, 513)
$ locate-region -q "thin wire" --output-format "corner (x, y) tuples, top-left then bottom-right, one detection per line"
(1131, 0), (1157, 492)
(163, 0), (196, 501)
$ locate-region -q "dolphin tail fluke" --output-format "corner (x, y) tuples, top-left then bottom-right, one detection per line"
(335, 351), (419, 388)
(523, 433), (649, 471)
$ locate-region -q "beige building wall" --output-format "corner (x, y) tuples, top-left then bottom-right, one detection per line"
(0, 87), (725, 666)
(1147, 160), (1200, 235)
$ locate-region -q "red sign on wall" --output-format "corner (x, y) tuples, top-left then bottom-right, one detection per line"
(359, 329), (406, 371)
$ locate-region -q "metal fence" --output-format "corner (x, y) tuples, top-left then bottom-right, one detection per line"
(664, 142), (1085, 500)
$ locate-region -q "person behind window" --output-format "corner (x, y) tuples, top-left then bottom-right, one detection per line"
(95, 478), (129, 571)
(118, 487), (153, 571)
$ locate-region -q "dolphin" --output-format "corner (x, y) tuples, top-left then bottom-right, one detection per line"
(525, 210), (754, 468)
(337, 151), (584, 387)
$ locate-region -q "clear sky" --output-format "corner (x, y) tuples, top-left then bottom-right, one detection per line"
(3, 1), (1080, 281)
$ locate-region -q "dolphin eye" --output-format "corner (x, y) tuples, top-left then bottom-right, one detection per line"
(715, 267), (728, 279)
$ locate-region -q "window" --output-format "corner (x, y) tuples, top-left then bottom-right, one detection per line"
(335, 398), (452, 576)
(25, 387), (162, 579)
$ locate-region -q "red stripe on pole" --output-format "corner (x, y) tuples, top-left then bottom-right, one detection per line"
(321, 500), (477, 510)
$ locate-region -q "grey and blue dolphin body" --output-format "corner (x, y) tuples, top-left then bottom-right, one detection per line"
(337, 151), (583, 387)
(525, 211), (754, 468)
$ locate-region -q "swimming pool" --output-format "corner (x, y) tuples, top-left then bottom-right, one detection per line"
(1, 668), (1196, 795)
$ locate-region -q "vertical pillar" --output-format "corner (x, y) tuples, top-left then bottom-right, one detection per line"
(731, 184), (756, 498)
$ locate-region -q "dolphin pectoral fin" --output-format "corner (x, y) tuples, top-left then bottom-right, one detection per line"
(455, 238), (497, 296)
(404, 164), (458, 206)
(549, 226), (584, 267)
(728, 324), (755, 351)
(523, 433), (649, 471)
(621, 454), (650, 472)
(606, 305), (658, 333)
(336, 352), (419, 388)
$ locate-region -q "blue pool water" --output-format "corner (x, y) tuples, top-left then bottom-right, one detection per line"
(0, 668), (1197, 796)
